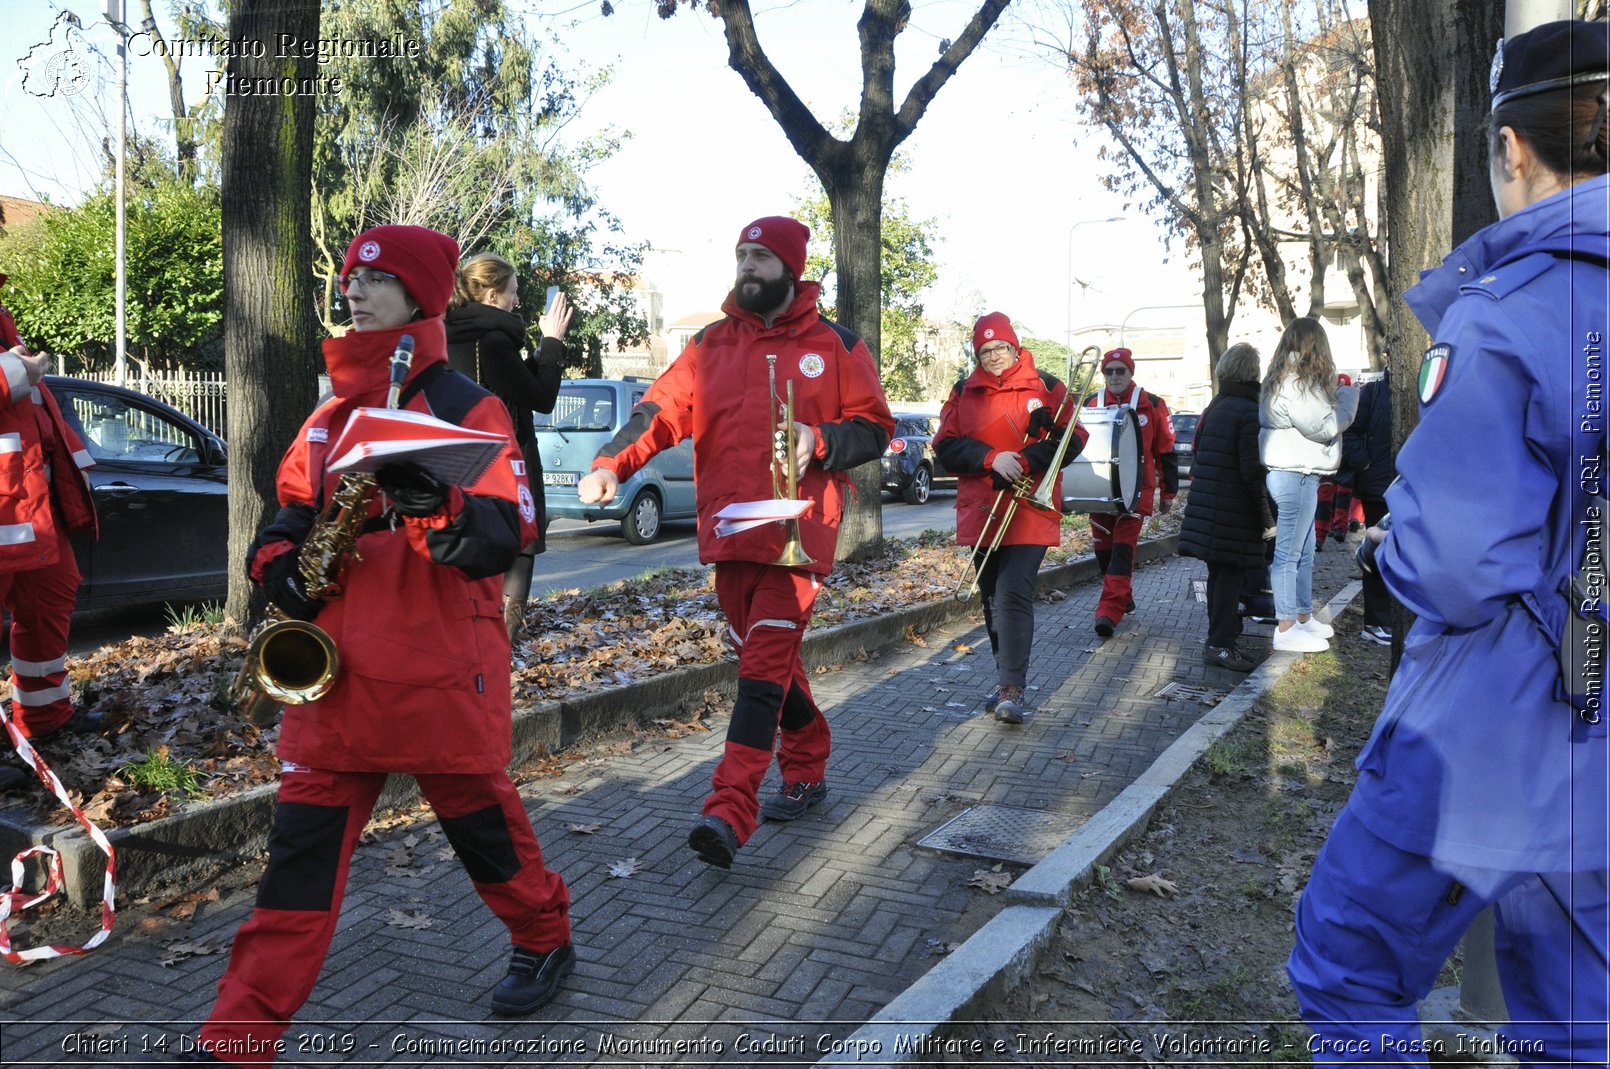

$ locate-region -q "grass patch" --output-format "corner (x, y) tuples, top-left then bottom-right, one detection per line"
(117, 746), (206, 798)
(1205, 732), (1260, 779)
(164, 601), (225, 631)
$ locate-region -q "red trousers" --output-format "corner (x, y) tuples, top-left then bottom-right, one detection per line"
(1315, 478), (1356, 540)
(705, 561), (831, 843)
(0, 533), (80, 737)
(1089, 512), (1145, 623)
(199, 766), (569, 1066)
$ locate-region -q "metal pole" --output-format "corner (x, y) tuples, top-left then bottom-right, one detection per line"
(107, 0), (127, 387)
(1118, 303), (1200, 345)
(1066, 217), (1123, 352)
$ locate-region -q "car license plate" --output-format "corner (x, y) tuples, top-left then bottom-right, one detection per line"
(543, 472), (578, 487)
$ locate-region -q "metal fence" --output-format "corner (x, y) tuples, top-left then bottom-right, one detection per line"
(76, 363), (228, 435)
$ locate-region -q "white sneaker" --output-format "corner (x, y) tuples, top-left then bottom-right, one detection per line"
(1299, 617), (1334, 639)
(1273, 625), (1329, 653)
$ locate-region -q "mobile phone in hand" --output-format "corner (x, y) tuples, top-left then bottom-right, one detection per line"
(545, 285), (561, 309)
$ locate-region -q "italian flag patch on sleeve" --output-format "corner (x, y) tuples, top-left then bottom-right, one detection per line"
(1418, 343), (1451, 405)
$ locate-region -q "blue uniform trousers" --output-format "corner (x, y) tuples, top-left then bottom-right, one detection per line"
(1289, 807), (1609, 1066)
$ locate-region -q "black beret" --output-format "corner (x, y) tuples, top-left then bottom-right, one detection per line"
(1491, 20), (1610, 109)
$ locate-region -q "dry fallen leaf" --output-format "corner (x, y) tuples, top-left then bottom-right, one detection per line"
(158, 940), (224, 967)
(905, 625), (929, 647)
(607, 857), (641, 878)
(1125, 873), (1180, 898)
(386, 908), (433, 930)
(569, 823), (604, 835)
(969, 869), (1013, 895)
(952, 642), (973, 653)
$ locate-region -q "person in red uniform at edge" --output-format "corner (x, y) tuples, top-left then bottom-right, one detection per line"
(1312, 373), (1357, 551)
(185, 226), (574, 1068)
(0, 275), (97, 756)
(934, 313), (1085, 725)
(1086, 347), (1179, 636)
(576, 216), (894, 870)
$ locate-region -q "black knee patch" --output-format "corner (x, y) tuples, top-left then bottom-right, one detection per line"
(779, 683), (816, 731)
(1095, 549), (1111, 574)
(257, 802), (348, 911)
(439, 804), (522, 884)
(728, 677), (786, 750)
(1110, 542), (1135, 576)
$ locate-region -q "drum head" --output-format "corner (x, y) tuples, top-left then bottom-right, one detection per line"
(1061, 406), (1143, 514)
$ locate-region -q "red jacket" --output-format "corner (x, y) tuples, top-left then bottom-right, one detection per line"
(934, 351), (1084, 547)
(256, 318), (536, 773)
(592, 281), (893, 575)
(1087, 381), (1179, 516)
(0, 312), (96, 572)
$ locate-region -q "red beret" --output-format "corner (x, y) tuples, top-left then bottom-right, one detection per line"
(972, 312), (1020, 356)
(342, 225), (460, 319)
(737, 216), (809, 280)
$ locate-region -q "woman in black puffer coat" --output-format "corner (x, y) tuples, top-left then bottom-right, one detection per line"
(445, 253), (570, 641)
(1179, 342), (1275, 671)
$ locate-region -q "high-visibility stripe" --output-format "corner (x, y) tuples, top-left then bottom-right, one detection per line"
(743, 617), (800, 644)
(11, 654), (67, 676)
(0, 521), (37, 545)
(13, 681), (70, 706)
(0, 432), (21, 453)
(72, 448), (93, 470)
(1, 354), (28, 401)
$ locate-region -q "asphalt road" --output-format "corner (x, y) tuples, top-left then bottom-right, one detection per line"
(62, 493), (961, 655)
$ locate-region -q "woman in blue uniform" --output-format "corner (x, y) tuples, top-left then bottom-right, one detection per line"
(1288, 21), (1609, 1064)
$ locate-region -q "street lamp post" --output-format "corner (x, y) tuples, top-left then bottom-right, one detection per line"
(103, 0), (128, 386)
(1066, 216), (1123, 354)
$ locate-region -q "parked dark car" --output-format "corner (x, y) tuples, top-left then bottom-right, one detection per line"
(1170, 411), (1200, 480)
(43, 375), (228, 609)
(879, 410), (954, 505)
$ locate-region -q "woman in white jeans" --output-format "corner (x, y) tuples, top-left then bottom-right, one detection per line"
(1258, 317), (1358, 652)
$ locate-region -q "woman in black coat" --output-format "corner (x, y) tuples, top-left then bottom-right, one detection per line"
(445, 253), (571, 641)
(1179, 342), (1275, 671)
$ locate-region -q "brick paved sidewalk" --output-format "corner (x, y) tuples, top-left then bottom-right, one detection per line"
(1, 540), (1364, 1067)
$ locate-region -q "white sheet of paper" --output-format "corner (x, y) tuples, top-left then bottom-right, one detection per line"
(713, 498), (811, 538)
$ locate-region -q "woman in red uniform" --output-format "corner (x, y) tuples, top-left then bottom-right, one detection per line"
(935, 313), (1084, 723)
(188, 225), (574, 1066)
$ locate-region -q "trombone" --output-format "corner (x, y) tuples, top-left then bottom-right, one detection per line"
(767, 354), (814, 567)
(954, 348), (1102, 600)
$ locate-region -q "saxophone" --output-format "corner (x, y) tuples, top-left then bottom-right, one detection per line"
(231, 335), (415, 725)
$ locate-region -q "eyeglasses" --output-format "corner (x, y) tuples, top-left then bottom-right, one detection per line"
(1102, 366), (1130, 376)
(338, 270), (401, 294)
(978, 343), (1015, 359)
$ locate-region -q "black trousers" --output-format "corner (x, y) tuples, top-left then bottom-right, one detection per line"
(1206, 562), (1251, 649)
(977, 542), (1047, 688)
(1360, 495), (1392, 627)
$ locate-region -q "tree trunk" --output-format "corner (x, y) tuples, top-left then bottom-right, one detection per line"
(221, 0), (321, 629)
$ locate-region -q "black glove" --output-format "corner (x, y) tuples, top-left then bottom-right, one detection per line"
(377, 461), (448, 517)
(1027, 406), (1058, 437)
(1355, 512), (1392, 575)
(261, 547), (323, 622)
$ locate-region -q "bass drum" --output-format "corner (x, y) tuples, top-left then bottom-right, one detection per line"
(1061, 405), (1142, 515)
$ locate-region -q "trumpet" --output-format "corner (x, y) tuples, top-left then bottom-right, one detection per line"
(767, 354), (814, 567)
(230, 334), (416, 724)
(954, 348), (1102, 600)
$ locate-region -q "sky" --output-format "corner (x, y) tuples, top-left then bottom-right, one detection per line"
(0, 0), (1199, 348)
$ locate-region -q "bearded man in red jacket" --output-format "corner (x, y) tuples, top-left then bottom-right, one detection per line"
(0, 276), (97, 748)
(577, 215), (894, 870)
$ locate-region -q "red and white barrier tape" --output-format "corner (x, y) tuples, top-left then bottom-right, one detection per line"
(0, 699), (116, 963)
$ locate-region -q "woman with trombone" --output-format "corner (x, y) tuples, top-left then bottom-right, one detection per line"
(935, 313), (1087, 724)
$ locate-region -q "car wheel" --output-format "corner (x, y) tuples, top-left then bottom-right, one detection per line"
(622, 489), (663, 545)
(902, 464), (932, 505)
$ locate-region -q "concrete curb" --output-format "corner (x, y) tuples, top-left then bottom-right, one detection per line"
(814, 578), (1364, 1065)
(3, 535), (1180, 907)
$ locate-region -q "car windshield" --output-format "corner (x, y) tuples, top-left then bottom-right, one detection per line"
(1172, 414), (1199, 444)
(61, 391), (202, 464)
(534, 386), (617, 432)
(894, 417), (931, 437)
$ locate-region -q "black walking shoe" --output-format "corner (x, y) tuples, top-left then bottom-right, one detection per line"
(490, 943), (576, 1016)
(688, 815), (739, 868)
(1093, 616), (1117, 637)
(760, 780), (828, 822)
(1203, 645), (1258, 672)
(993, 685), (1027, 725)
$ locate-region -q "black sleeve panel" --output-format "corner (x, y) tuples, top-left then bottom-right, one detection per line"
(1158, 451), (1181, 494)
(934, 433), (992, 474)
(596, 400), (662, 461)
(1021, 431), (1085, 473)
(422, 495), (523, 579)
(246, 503), (319, 582)
(816, 416), (889, 471)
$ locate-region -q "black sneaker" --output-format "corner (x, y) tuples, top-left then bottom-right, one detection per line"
(1330, 528), (1348, 543)
(760, 781), (828, 822)
(490, 943), (576, 1016)
(993, 685), (1027, 725)
(1093, 616), (1117, 637)
(688, 815), (739, 868)
(1203, 645), (1257, 672)
(1359, 624), (1392, 645)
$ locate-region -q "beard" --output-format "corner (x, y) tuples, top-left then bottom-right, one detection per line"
(733, 272), (793, 315)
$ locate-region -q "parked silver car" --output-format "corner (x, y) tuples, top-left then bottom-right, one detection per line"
(534, 378), (696, 544)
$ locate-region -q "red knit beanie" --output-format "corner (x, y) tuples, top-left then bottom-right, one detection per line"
(737, 216), (810, 280)
(342, 225), (460, 318)
(972, 312), (1020, 356)
(1337, 372), (1353, 387)
(1102, 347), (1136, 373)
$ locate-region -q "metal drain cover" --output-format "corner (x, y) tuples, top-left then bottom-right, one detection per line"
(1154, 681), (1227, 703)
(917, 803), (1086, 865)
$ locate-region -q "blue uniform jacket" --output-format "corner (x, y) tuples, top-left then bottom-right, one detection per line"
(1351, 174), (1609, 873)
